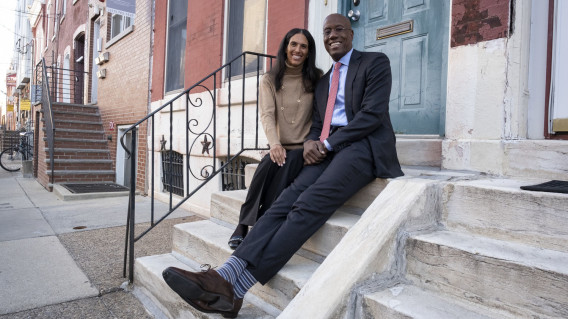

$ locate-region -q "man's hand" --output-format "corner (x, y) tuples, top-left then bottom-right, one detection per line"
(270, 144), (286, 166)
(303, 140), (327, 165)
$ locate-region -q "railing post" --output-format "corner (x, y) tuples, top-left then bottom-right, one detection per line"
(128, 128), (137, 283)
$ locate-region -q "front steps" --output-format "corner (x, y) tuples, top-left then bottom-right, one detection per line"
(38, 102), (114, 188)
(134, 170), (568, 318)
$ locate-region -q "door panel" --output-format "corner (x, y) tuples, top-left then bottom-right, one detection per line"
(350, 0), (448, 134)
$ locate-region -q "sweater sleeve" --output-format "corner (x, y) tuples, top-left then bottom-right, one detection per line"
(259, 74), (281, 147)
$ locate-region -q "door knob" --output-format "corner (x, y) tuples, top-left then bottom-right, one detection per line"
(348, 9), (360, 21)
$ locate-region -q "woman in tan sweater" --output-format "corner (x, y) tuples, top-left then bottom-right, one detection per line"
(228, 29), (322, 249)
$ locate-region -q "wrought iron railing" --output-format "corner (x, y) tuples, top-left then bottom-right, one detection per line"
(38, 58), (55, 185)
(121, 51), (275, 282)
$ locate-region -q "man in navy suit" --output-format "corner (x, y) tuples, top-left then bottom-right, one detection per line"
(163, 14), (403, 317)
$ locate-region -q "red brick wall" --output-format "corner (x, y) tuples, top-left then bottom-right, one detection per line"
(151, 1), (167, 102)
(266, 0), (308, 56)
(451, 0), (511, 47)
(95, 0), (153, 191)
(184, 0), (224, 93)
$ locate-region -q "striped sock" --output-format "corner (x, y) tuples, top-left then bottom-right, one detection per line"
(233, 268), (257, 299)
(215, 256), (247, 286)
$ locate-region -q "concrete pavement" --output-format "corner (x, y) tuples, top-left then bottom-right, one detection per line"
(0, 168), (200, 318)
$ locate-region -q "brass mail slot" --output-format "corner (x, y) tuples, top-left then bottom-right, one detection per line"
(376, 20), (414, 40)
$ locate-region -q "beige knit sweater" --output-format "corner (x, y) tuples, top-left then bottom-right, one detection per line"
(259, 63), (313, 150)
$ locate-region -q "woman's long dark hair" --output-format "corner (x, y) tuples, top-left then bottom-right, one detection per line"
(270, 28), (322, 93)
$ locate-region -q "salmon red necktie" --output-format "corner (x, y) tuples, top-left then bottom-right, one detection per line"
(320, 62), (342, 142)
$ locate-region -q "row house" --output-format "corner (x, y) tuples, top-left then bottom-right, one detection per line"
(146, 0), (568, 216)
(28, 0), (151, 190)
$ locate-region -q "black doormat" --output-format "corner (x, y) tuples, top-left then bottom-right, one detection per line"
(61, 183), (130, 194)
(520, 180), (568, 194)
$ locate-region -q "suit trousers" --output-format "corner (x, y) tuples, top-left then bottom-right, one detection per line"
(233, 139), (376, 284)
(238, 149), (304, 226)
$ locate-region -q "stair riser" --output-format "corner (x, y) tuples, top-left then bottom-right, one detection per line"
(53, 113), (101, 122)
(52, 105), (99, 114)
(49, 152), (110, 160)
(362, 298), (414, 319)
(444, 183), (568, 253)
(49, 174), (115, 183)
(54, 131), (105, 140)
(172, 224), (302, 311)
(54, 122), (103, 130)
(49, 140), (108, 149)
(406, 238), (568, 318)
(50, 162), (113, 171)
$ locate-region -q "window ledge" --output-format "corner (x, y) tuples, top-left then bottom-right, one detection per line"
(73, 0), (79, 4)
(60, 14), (65, 24)
(105, 25), (135, 49)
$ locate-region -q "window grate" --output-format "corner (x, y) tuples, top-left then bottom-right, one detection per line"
(221, 157), (257, 191)
(161, 150), (184, 196)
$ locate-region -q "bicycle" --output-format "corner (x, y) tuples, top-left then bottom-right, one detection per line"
(0, 132), (34, 172)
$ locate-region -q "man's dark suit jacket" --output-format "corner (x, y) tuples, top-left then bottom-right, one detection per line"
(306, 49), (404, 179)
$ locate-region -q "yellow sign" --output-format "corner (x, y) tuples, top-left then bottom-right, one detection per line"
(7, 104), (14, 112)
(20, 99), (31, 111)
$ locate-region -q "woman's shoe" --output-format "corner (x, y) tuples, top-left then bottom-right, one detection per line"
(228, 235), (244, 250)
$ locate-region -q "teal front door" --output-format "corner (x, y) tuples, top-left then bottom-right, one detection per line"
(348, 0), (449, 135)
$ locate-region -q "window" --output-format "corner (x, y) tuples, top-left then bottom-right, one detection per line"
(165, 0), (187, 92)
(226, 0), (267, 77)
(161, 151), (184, 196)
(110, 14), (132, 39)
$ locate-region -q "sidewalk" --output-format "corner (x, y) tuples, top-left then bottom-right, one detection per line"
(0, 169), (200, 318)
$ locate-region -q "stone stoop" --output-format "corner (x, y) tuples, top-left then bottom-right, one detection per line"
(38, 102), (114, 187)
(360, 179), (568, 319)
(133, 177), (389, 318)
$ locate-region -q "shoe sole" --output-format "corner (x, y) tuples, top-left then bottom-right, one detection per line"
(162, 268), (234, 312)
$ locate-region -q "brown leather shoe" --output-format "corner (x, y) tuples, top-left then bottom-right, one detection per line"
(221, 298), (243, 318)
(182, 297), (242, 318)
(162, 265), (234, 311)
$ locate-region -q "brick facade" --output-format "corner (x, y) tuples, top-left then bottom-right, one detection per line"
(95, 0), (153, 191)
(451, 0), (511, 47)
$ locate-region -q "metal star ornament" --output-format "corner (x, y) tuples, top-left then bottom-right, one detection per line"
(201, 135), (211, 155)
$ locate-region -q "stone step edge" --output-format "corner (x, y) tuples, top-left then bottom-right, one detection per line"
(411, 230), (568, 275)
(46, 170), (115, 175)
(48, 148), (110, 153)
(134, 253), (280, 318)
(364, 283), (513, 319)
(44, 159), (113, 163)
(42, 127), (105, 134)
(43, 137), (107, 143)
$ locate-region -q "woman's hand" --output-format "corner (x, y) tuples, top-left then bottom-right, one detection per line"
(270, 144), (287, 166)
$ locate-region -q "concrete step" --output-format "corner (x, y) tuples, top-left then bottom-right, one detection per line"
(47, 170), (115, 184)
(47, 159), (113, 171)
(48, 127), (105, 140)
(52, 119), (103, 130)
(172, 220), (320, 311)
(363, 284), (510, 319)
(46, 137), (108, 149)
(52, 110), (101, 122)
(210, 189), (364, 257)
(49, 148), (110, 160)
(444, 179), (568, 253)
(406, 230), (568, 318)
(51, 102), (99, 114)
(135, 253), (277, 319)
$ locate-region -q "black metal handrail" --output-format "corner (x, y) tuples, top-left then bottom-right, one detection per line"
(39, 58), (55, 185)
(121, 51), (275, 282)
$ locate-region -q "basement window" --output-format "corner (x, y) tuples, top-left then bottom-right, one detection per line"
(161, 150), (184, 196)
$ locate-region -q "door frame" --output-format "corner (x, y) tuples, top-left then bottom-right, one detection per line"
(544, 0), (568, 139)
